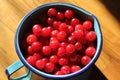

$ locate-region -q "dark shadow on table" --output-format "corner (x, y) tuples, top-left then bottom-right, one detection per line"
(89, 65), (108, 80)
(100, 0), (120, 22)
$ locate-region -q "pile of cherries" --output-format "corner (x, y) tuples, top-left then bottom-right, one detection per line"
(23, 8), (97, 75)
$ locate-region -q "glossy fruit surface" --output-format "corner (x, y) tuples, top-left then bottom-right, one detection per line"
(23, 7), (97, 75)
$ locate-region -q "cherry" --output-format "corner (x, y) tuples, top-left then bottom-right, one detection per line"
(26, 34), (37, 44)
(81, 56), (91, 66)
(49, 55), (58, 64)
(50, 37), (57, 41)
(57, 31), (67, 41)
(54, 71), (63, 75)
(41, 27), (52, 37)
(68, 35), (76, 44)
(58, 23), (68, 31)
(51, 30), (59, 37)
(70, 18), (80, 26)
(75, 42), (82, 51)
(61, 65), (71, 74)
(35, 59), (45, 70)
(59, 58), (68, 66)
(42, 46), (51, 56)
(48, 8), (57, 17)
(74, 29), (84, 39)
(47, 17), (54, 26)
(71, 65), (81, 73)
(56, 12), (64, 20)
(75, 24), (84, 31)
(49, 39), (60, 49)
(64, 9), (74, 19)
(26, 56), (36, 66)
(42, 58), (49, 64)
(66, 44), (75, 55)
(32, 24), (42, 36)
(85, 46), (96, 57)
(60, 42), (68, 48)
(33, 53), (42, 60)
(31, 41), (42, 52)
(67, 25), (74, 34)
(53, 21), (61, 29)
(85, 31), (96, 42)
(27, 46), (34, 55)
(83, 20), (93, 30)
(57, 47), (66, 58)
(45, 62), (55, 73)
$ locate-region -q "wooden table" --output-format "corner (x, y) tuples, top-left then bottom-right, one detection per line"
(0, 0), (120, 80)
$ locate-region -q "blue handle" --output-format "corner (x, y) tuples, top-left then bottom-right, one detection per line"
(5, 60), (32, 80)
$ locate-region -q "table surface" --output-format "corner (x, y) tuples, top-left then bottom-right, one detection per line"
(0, 0), (120, 80)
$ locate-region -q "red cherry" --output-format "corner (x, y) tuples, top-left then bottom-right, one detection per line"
(31, 41), (42, 52)
(47, 17), (54, 26)
(58, 23), (68, 31)
(85, 46), (96, 57)
(26, 56), (36, 66)
(49, 39), (60, 49)
(68, 35), (76, 44)
(57, 31), (67, 41)
(67, 25), (74, 34)
(35, 59), (45, 70)
(74, 30), (84, 39)
(51, 30), (59, 37)
(81, 56), (91, 66)
(64, 9), (74, 19)
(50, 37), (57, 41)
(45, 62), (55, 73)
(59, 58), (68, 66)
(33, 53), (42, 60)
(47, 8), (57, 17)
(75, 24), (84, 31)
(32, 24), (42, 36)
(75, 42), (82, 51)
(54, 71), (63, 75)
(53, 21), (61, 29)
(83, 20), (93, 30)
(42, 46), (51, 56)
(49, 55), (58, 63)
(71, 65), (81, 73)
(56, 12), (64, 20)
(57, 47), (66, 58)
(27, 46), (34, 55)
(85, 31), (96, 42)
(42, 58), (49, 64)
(70, 18), (80, 26)
(26, 34), (37, 44)
(61, 65), (71, 74)
(60, 42), (68, 48)
(41, 27), (52, 37)
(66, 44), (75, 55)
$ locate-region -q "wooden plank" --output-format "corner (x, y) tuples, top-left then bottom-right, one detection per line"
(0, 0), (120, 80)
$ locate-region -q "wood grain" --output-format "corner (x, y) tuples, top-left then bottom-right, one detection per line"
(0, 0), (120, 80)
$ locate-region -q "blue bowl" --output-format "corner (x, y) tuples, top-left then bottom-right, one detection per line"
(15, 2), (102, 79)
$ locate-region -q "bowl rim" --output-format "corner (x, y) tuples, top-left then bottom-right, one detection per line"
(15, 2), (103, 79)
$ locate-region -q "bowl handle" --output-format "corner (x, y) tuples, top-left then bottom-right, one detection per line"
(5, 60), (32, 80)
